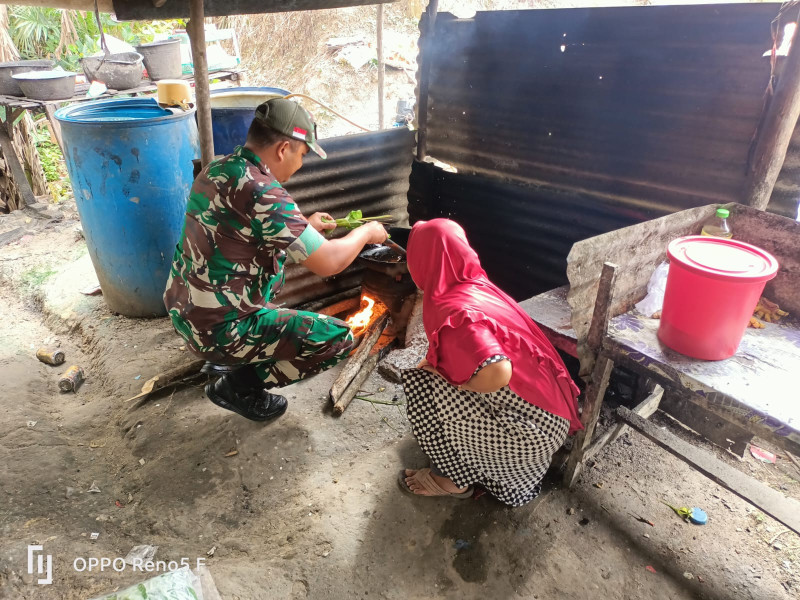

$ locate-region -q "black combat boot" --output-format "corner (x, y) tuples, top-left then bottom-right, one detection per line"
(204, 365), (287, 422)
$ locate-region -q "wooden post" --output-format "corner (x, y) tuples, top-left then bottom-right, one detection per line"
(563, 261), (618, 487)
(43, 105), (64, 150)
(188, 0), (214, 167)
(587, 262), (618, 353)
(745, 26), (800, 210)
(563, 355), (614, 487)
(377, 3), (385, 130)
(583, 384), (663, 462)
(415, 0), (439, 161)
(0, 126), (36, 209)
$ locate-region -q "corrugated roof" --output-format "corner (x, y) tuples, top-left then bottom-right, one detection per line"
(113, 0), (394, 20)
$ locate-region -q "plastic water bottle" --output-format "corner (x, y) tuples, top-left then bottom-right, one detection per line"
(701, 207), (733, 238)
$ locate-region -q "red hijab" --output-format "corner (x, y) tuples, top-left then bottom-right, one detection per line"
(407, 219), (582, 434)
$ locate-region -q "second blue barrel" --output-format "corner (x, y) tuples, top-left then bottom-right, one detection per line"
(56, 98), (199, 317)
(210, 86), (289, 154)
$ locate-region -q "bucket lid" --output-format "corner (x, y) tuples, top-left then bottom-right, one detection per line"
(668, 236), (779, 282)
(54, 97), (194, 124)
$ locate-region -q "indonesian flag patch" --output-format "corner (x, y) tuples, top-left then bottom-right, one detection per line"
(292, 126), (307, 141)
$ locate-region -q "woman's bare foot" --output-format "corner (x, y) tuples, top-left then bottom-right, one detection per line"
(403, 468), (469, 496)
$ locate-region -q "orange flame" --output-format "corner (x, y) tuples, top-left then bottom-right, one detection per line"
(347, 296), (376, 332)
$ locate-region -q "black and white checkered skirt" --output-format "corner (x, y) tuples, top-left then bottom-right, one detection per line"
(402, 368), (570, 506)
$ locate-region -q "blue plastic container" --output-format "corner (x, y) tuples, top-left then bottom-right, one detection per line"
(55, 98), (199, 317)
(209, 86), (289, 154)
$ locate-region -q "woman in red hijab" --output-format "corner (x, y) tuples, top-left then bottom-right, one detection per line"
(399, 219), (582, 505)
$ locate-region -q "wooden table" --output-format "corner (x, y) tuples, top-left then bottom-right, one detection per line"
(606, 310), (800, 455)
(537, 204), (800, 534)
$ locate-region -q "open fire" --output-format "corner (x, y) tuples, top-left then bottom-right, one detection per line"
(346, 295), (376, 334)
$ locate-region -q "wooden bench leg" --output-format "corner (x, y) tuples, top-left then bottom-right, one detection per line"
(584, 383), (664, 461)
(563, 354), (614, 487)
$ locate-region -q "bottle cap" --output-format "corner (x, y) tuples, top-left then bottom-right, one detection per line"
(715, 207), (730, 219)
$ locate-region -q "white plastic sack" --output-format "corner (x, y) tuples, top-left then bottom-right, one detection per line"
(90, 566), (203, 600)
(635, 261), (670, 317)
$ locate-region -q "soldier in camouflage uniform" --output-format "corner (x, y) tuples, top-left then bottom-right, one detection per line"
(164, 98), (387, 421)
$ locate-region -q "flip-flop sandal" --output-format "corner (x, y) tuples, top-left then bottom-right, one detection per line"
(398, 468), (474, 499)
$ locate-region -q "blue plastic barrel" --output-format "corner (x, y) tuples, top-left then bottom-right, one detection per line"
(209, 86), (289, 154)
(55, 98), (199, 317)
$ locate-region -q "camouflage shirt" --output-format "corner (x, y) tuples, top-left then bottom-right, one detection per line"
(164, 146), (325, 333)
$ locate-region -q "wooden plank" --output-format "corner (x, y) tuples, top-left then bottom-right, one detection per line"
(584, 384), (664, 461)
(660, 392), (753, 458)
(618, 406), (800, 535)
(519, 285), (577, 358)
(728, 207), (800, 315)
(563, 354), (614, 487)
(0, 227), (25, 247)
(0, 71), (241, 113)
(565, 203), (718, 376)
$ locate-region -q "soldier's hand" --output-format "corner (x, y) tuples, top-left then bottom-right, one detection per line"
(362, 221), (389, 244)
(309, 212), (336, 232)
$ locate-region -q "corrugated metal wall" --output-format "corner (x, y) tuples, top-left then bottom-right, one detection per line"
(279, 127), (414, 308)
(411, 4), (793, 300)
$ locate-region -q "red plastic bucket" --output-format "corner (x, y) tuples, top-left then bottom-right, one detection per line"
(658, 236), (778, 360)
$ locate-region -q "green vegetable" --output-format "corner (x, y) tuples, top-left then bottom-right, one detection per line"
(322, 210), (393, 230)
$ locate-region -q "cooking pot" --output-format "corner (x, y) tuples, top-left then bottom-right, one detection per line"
(357, 226), (410, 278)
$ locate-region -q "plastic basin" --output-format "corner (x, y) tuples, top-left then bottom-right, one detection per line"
(13, 70), (76, 101)
(0, 60), (55, 96)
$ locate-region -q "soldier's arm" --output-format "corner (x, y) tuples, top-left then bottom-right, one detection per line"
(302, 222), (387, 277)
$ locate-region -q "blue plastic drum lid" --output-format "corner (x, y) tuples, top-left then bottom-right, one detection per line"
(209, 86), (290, 155)
(55, 98), (200, 317)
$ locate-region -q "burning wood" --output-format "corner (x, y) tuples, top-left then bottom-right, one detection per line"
(330, 297), (392, 415)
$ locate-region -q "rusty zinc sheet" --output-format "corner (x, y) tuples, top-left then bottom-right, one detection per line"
(411, 4), (792, 300)
(420, 4), (780, 210)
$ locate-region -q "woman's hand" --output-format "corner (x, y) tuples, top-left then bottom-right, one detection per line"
(308, 212), (337, 233)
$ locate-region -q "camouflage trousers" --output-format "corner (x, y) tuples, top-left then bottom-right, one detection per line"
(172, 308), (354, 389)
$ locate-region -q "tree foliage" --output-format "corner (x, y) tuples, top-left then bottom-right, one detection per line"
(8, 7), (181, 71)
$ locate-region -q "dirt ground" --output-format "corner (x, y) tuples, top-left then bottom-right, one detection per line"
(1, 203), (800, 600)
